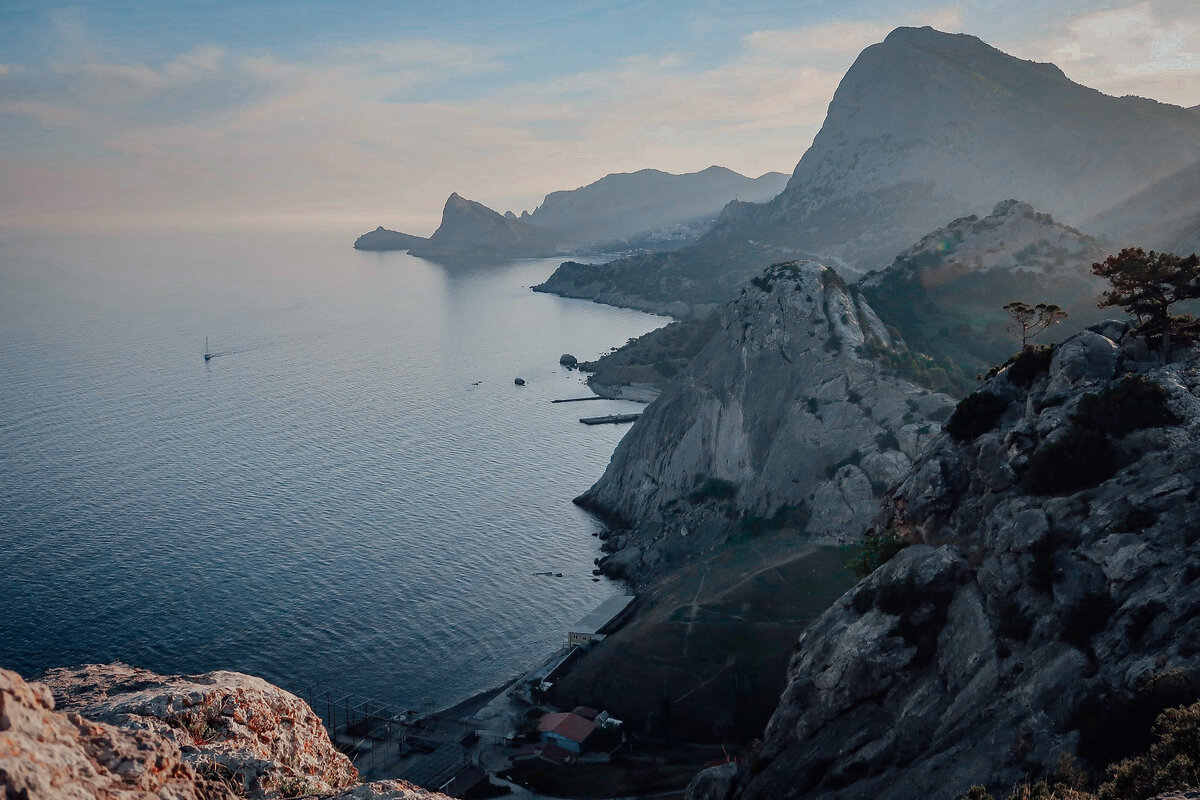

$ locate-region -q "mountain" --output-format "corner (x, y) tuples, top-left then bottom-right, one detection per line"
(353, 167), (788, 258)
(522, 166), (787, 247)
(1082, 159), (1200, 255)
(407, 192), (559, 260)
(353, 226), (429, 251)
(538, 27), (1200, 313)
(578, 261), (954, 587)
(542, 261), (951, 743)
(689, 323), (1200, 800)
(859, 199), (1111, 386)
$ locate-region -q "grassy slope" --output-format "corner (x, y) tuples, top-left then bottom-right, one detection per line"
(550, 536), (858, 745)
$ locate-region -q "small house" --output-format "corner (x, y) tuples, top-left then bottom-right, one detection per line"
(536, 711), (597, 754)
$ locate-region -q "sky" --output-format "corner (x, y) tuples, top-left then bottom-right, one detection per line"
(1, 1), (1198, 234)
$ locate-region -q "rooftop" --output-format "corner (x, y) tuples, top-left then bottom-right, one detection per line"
(537, 711), (597, 743)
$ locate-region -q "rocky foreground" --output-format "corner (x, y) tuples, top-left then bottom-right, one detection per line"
(0, 664), (447, 800)
(688, 323), (1200, 799)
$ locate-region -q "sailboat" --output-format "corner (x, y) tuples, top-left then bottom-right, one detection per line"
(204, 337), (212, 361)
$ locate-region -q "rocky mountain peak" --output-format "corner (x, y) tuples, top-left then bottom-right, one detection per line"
(692, 325), (1200, 800)
(579, 260), (954, 585)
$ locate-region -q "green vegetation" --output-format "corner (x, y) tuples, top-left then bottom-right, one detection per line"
(945, 391), (1010, 441)
(1073, 374), (1180, 435)
(1004, 301), (1069, 348)
(735, 504), (808, 540)
(1024, 375), (1179, 495)
(984, 344), (1055, 387)
(1024, 427), (1117, 495)
(849, 528), (910, 578)
(1093, 247), (1200, 360)
(858, 335), (966, 395)
(751, 260), (804, 292)
(965, 674), (1200, 800)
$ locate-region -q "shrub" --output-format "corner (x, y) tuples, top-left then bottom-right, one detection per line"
(1024, 427), (1118, 495)
(1001, 344), (1056, 387)
(1074, 375), (1179, 435)
(1098, 700), (1200, 800)
(1059, 592), (1117, 652)
(687, 477), (739, 504)
(875, 429), (901, 451)
(849, 528), (909, 578)
(945, 391), (1010, 441)
(825, 449), (864, 479)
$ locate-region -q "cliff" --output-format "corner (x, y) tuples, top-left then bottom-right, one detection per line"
(409, 192), (559, 260)
(0, 664), (447, 800)
(578, 260), (954, 586)
(690, 324), (1200, 800)
(537, 27), (1200, 312)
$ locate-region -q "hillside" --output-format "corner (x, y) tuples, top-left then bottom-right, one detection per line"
(1083, 159), (1200, 255)
(689, 323), (1200, 800)
(859, 199), (1111, 385)
(523, 166), (787, 248)
(537, 26), (1200, 313)
(578, 261), (954, 587)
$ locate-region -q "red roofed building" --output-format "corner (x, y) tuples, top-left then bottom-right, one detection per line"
(537, 711), (597, 754)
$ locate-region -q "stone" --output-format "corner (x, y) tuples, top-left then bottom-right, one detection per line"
(559, 353), (578, 368)
(695, 328), (1200, 800)
(574, 260), (952, 584)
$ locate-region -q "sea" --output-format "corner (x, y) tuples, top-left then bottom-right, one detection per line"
(0, 229), (665, 711)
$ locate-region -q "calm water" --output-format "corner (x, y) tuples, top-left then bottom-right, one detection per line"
(0, 230), (664, 709)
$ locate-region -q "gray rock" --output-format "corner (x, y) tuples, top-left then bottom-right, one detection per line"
(575, 261), (952, 584)
(1045, 330), (1118, 394)
(559, 353), (579, 368)
(717, 329), (1200, 800)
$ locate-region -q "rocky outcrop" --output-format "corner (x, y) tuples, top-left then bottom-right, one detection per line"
(859, 199), (1110, 383)
(537, 27), (1200, 312)
(694, 324), (1200, 800)
(578, 261), (954, 585)
(1, 664), (447, 800)
(409, 193), (558, 260)
(353, 227), (429, 252)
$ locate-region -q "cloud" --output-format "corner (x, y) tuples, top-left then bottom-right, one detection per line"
(2, 1), (1194, 233)
(1004, 0), (1200, 106)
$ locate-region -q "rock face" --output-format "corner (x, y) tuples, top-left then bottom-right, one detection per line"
(0, 663), (447, 800)
(537, 27), (1200, 313)
(409, 193), (558, 260)
(353, 227), (429, 252)
(694, 325), (1200, 800)
(578, 261), (954, 585)
(859, 199), (1111, 383)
